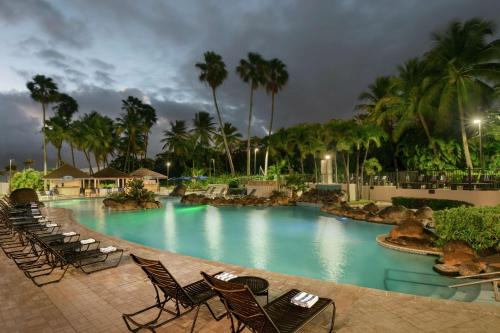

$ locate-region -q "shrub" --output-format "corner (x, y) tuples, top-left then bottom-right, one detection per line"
(391, 197), (472, 210)
(10, 169), (44, 191)
(434, 206), (500, 251)
(107, 179), (155, 203)
(228, 178), (239, 189)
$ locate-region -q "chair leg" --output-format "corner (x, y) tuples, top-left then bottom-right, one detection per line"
(190, 305), (201, 333)
(328, 302), (336, 333)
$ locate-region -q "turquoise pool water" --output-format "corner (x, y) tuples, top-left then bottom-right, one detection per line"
(47, 198), (483, 301)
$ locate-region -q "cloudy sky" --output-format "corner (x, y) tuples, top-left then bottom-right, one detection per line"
(0, 0), (499, 169)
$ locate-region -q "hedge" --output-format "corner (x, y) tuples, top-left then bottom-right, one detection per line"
(434, 206), (500, 251)
(391, 197), (472, 210)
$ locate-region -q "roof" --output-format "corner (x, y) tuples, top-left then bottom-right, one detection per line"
(129, 167), (167, 179)
(43, 164), (90, 180)
(92, 167), (129, 179)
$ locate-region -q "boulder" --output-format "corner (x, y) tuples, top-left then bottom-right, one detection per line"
(443, 240), (476, 256)
(141, 201), (162, 209)
(389, 219), (426, 240)
(378, 205), (414, 224)
(433, 264), (460, 276)
(365, 214), (385, 223)
(415, 206), (433, 220)
(103, 198), (118, 208)
(442, 251), (476, 266)
(344, 209), (368, 220)
(362, 202), (379, 214)
(170, 184), (187, 197)
(458, 262), (486, 276)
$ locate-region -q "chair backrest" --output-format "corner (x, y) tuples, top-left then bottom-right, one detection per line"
(10, 188), (39, 205)
(206, 186), (215, 195)
(247, 188), (257, 196)
(130, 254), (193, 307)
(201, 272), (279, 333)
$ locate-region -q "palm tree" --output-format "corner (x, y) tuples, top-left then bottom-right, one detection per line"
(355, 76), (393, 114)
(263, 58), (289, 175)
(161, 120), (191, 163)
(139, 103), (157, 160)
(426, 18), (500, 169)
(195, 51), (235, 176)
(191, 111), (216, 148)
(26, 75), (59, 179)
(45, 115), (66, 167)
(214, 122), (242, 158)
(53, 93), (78, 166)
(289, 124), (310, 174)
(236, 52), (266, 175)
(71, 119), (94, 174)
(116, 97), (147, 172)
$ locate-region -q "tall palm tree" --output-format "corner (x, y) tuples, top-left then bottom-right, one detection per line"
(195, 51), (235, 176)
(116, 97), (147, 172)
(426, 18), (500, 169)
(26, 75), (59, 178)
(214, 122), (242, 158)
(191, 111), (216, 148)
(236, 52), (266, 175)
(53, 93), (78, 166)
(263, 58), (289, 175)
(355, 76), (393, 114)
(288, 124), (310, 173)
(161, 120), (191, 162)
(45, 115), (66, 167)
(139, 103), (157, 160)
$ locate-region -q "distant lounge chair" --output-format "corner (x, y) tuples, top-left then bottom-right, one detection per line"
(204, 186), (216, 197)
(246, 188), (257, 197)
(201, 272), (336, 333)
(122, 254), (224, 333)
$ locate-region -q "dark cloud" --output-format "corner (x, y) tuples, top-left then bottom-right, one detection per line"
(0, 0), (91, 48)
(1, 0), (500, 169)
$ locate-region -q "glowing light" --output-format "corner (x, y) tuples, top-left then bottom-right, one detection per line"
(325, 155), (331, 160)
(473, 119), (481, 124)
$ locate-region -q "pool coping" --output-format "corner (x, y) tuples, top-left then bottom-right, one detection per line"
(376, 235), (443, 256)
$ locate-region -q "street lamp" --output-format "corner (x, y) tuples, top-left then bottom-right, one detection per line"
(166, 162), (171, 179)
(473, 119), (482, 169)
(9, 159), (14, 191)
(254, 148), (259, 175)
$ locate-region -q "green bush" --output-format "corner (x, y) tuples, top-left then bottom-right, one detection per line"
(107, 179), (155, 203)
(228, 178), (239, 189)
(391, 197), (472, 210)
(434, 206), (500, 251)
(10, 169), (44, 191)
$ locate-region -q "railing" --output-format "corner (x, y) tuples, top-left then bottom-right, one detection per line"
(365, 169), (500, 190)
(449, 271), (500, 301)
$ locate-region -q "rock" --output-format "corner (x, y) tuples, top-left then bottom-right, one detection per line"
(378, 205), (414, 224)
(443, 241), (476, 257)
(443, 251), (476, 266)
(389, 219), (426, 240)
(140, 201), (162, 209)
(415, 206), (433, 220)
(458, 262), (486, 276)
(170, 184), (187, 197)
(344, 209), (368, 220)
(102, 198), (118, 207)
(362, 202), (379, 214)
(365, 214), (385, 223)
(433, 264), (460, 277)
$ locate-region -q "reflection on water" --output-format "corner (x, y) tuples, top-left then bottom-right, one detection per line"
(46, 198), (485, 301)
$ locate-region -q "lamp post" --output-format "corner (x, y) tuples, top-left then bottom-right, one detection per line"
(473, 119), (482, 170)
(211, 159), (216, 176)
(254, 148), (259, 175)
(166, 162), (171, 179)
(8, 159), (14, 192)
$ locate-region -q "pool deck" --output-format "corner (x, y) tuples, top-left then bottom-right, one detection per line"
(1, 207), (499, 333)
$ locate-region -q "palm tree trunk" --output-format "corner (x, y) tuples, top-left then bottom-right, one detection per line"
(333, 151), (338, 183)
(313, 154), (318, 183)
(84, 151), (93, 175)
(57, 146), (62, 167)
(125, 139), (131, 172)
(41, 103), (48, 189)
(246, 87), (254, 176)
(360, 143), (370, 200)
(212, 89), (235, 176)
(144, 131), (149, 160)
(70, 142), (76, 167)
(264, 92), (276, 176)
(341, 152), (350, 201)
(457, 94), (473, 169)
(94, 154), (100, 172)
(417, 110), (436, 155)
(355, 149), (360, 200)
(300, 155), (304, 174)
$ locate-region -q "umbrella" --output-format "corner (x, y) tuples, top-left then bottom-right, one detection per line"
(193, 176), (208, 180)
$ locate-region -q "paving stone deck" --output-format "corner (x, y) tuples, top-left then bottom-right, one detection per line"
(1, 207), (499, 332)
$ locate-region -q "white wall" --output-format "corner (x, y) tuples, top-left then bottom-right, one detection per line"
(0, 182), (9, 195)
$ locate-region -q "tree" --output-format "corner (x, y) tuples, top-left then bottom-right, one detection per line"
(214, 122), (242, 158)
(426, 18), (500, 169)
(191, 111), (216, 148)
(196, 51), (235, 176)
(26, 75), (59, 179)
(139, 103), (157, 160)
(23, 159), (35, 169)
(116, 97), (148, 172)
(161, 120), (191, 170)
(45, 115), (66, 167)
(263, 58), (289, 176)
(236, 52), (266, 175)
(53, 93), (78, 166)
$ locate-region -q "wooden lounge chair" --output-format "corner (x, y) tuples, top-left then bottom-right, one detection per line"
(201, 272), (336, 333)
(123, 254), (224, 333)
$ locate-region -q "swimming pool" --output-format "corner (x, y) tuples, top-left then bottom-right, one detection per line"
(47, 198), (485, 301)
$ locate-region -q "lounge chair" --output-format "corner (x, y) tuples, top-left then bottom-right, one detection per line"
(123, 254), (224, 333)
(201, 272), (336, 333)
(204, 186), (216, 197)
